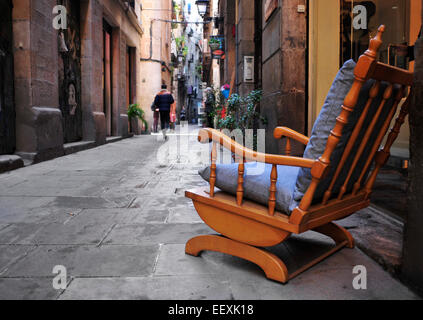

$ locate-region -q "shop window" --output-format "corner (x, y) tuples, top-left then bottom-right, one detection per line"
(340, 0), (411, 69)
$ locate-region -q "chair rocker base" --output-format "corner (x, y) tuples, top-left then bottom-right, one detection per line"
(186, 223), (355, 284)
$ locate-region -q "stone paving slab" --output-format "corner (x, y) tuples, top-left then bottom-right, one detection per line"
(0, 196), (59, 224)
(59, 275), (233, 300)
(166, 204), (203, 224)
(0, 245), (35, 274)
(0, 278), (61, 300)
(0, 211), (119, 245)
(3, 245), (159, 278)
(80, 208), (169, 225)
(103, 223), (213, 246)
(154, 244), (222, 277)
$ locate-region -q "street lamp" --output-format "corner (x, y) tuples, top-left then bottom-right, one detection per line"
(195, 0), (209, 19)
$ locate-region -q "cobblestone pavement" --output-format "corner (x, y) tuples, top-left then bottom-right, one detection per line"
(0, 126), (419, 300)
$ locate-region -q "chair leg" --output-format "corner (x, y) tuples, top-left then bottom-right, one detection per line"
(313, 222), (355, 249)
(186, 235), (289, 284)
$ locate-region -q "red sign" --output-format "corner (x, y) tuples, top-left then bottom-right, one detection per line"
(213, 50), (224, 56)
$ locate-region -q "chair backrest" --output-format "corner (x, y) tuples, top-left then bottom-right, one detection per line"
(294, 25), (413, 221)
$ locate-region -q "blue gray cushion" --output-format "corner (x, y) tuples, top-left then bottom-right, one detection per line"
(293, 59), (399, 205)
(292, 59), (357, 204)
(199, 163), (300, 214)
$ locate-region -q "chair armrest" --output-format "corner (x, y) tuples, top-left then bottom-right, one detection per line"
(198, 128), (314, 169)
(274, 127), (310, 146)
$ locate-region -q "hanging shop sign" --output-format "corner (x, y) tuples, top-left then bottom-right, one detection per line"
(209, 36), (225, 59)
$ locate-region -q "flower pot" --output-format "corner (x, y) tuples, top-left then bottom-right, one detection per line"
(130, 118), (142, 135)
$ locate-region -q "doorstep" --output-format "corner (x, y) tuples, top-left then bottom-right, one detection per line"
(0, 135), (135, 175)
(0, 154), (24, 174)
(106, 136), (124, 144)
(64, 141), (96, 155)
(339, 205), (404, 276)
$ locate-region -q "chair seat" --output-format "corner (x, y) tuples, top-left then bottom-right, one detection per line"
(185, 187), (298, 233)
(199, 163), (300, 215)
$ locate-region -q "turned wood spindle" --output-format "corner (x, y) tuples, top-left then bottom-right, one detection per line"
(237, 160), (245, 206)
(285, 138), (291, 156)
(210, 142), (217, 197)
(268, 164), (278, 216)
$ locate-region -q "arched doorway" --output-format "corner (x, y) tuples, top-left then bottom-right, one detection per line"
(58, 0), (83, 143)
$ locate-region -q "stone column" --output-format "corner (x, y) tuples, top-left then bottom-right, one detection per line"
(80, 0), (106, 144)
(115, 28), (130, 138)
(13, 0), (64, 163)
(403, 1), (423, 295)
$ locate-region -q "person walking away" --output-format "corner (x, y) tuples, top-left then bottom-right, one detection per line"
(153, 84), (175, 140)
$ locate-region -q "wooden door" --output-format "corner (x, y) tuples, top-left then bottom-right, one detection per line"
(103, 21), (113, 137)
(58, 0), (82, 143)
(0, 0), (15, 155)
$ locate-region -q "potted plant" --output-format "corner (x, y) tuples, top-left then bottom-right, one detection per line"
(128, 104), (149, 135)
(196, 64), (203, 77)
(217, 89), (267, 153)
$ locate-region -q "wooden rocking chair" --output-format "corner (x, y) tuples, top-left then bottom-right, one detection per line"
(185, 26), (414, 284)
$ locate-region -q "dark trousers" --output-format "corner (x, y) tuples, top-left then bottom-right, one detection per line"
(160, 111), (170, 130)
(153, 111), (160, 133)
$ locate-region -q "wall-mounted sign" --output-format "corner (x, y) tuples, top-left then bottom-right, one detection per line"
(210, 35), (225, 60)
(264, 0), (278, 21)
(244, 56), (254, 83)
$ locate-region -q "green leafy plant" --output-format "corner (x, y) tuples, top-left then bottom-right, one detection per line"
(218, 90), (264, 131)
(175, 36), (186, 51)
(127, 104), (148, 132)
(195, 64), (203, 76)
(216, 89), (266, 150)
(182, 46), (188, 57)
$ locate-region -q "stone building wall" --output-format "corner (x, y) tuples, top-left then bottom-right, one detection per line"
(260, 0), (307, 156)
(235, 0), (256, 96)
(13, 0), (63, 162)
(6, 0), (143, 166)
(139, 0), (173, 128)
(222, 0), (307, 155)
